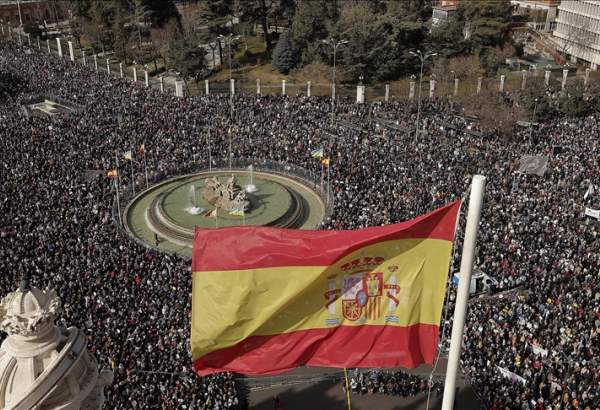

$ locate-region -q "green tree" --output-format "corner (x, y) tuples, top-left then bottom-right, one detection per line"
(521, 78), (556, 120)
(291, 0), (335, 64)
(165, 37), (207, 89)
(137, 0), (180, 27)
(272, 31), (297, 74)
(23, 23), (43, 40)
(425, 17), (466, 58)
(458, 0), (512, 52)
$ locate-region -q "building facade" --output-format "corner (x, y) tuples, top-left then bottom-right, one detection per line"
(0, 0), (65, 27)
(432, 0), (459, 27)
(552, 0), (600, 69)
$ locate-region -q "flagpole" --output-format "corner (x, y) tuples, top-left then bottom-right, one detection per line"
(215, 208), (218, 228)
(143, 142), (149, 189)
(114, 153), (122, 227)
(343, 368), (352, 410)
(441, 175), (486, 410)
(207, 128), (212, 171)
(327, 161), (331, 204)
(320, 162), (324, 195)
(130, 142), (135, 195)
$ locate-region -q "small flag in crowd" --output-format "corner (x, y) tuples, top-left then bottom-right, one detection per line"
(107, 169), (118, 178)
(229, 207), (245, 217)
(311, 148), (324, 158)
(321, 158), (330, 166)
(139, 143), (145, 156)
(123, 150), (132, 161)
(584, 184), (594, 200)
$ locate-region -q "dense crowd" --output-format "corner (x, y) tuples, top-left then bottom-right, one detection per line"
(0, 34), (598, 410)
(346, 369), (441, 398)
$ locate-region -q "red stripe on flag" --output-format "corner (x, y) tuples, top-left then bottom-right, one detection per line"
(193, 201), (460, 272)
(193, 323), (439, 376)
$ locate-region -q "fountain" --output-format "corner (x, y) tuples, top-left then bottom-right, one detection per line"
(186, 185), (204, 215)
(245, 164), (258, 193)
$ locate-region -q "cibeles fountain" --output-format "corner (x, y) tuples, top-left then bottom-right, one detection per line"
(0, 277), (113, 410)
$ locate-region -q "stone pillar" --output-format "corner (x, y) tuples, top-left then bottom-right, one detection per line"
(119, 63), (123, 78)
(0, 24), (4, 35)
(282, 79), (286, 95)
(105, 59), (110, 75)
(521, 70), (527, 90)
(454, 78), (459, 97)
(17, 31), (22, 45)
(56, 37), (62, 57)
(532, 64), (538, 77)
(256, 78), (261, 95)
(205, 79), (209, 95)
(144, 70), (149, 87)
(133, 67), (137, 82)
(36, 36), (40, 49)
(409, 81), (415, 99)
(27, 34), (31, 46)
(159, 76), (164, 92)
(356, 85), (365, 103)
(94, 55), (98, 71)
(175, 80), (184, 97)
(476, 77), (482, 95)
(332, 83), (336, 100)
(544, 70), (551, 86)
(82, 50), (86, 65)
(67, 41), (74, 62)
(230, 78), (235, 96)
(385, 83), (390, 102)
(584, 68), (590, 87)
(307, 81), (311, 97)
(561, 69), (568, 90)
(46, 39), (50, 53)
(499, 75), (505, 92)
(429, 80), (436, 98)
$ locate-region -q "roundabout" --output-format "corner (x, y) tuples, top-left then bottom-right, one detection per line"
(124, 168), (327, 257)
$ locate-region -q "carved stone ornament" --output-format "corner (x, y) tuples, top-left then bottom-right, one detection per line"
(0, 287), (61, 336)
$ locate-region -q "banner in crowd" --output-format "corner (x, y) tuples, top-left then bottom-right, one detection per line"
(191, 202), (460, 376)
(497, 366), (527, 386)
(584, 207), (599, 220)
(517, 155), (548, 176)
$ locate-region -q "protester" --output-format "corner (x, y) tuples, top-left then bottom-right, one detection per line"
(0, 37), (598, 410)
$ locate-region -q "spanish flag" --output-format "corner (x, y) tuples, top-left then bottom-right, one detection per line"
(191, 201), (460, 376)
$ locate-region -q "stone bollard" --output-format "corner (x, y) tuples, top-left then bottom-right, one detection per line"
(46, 39), (50, 53)
(256, 78), (261, 95)
(332, 83), (336, 100)
(561, 69), (568, 90)
(230, 78), (235, 95)
(429, 80), (436, 98)
(584, 68), (590, 87)
(93, 55), (98, 72)
(282, 79), (286, 95)
(17, 31), (22, 45)
(159, 76), (164, 92)
(476, 77), (482, 95)
(133, 67), (137, 82)
(521, 70), (527, 90)
(82, 50), (86, 65)
(544, 70), (551, 86)
(307, 81), (311, 97)
(119, 63), (123, 78)
(27, 34), (31, 46)
(205, 79), (209, 95)
(36, 36), (40, 49)
(385, 83), (390, 102)
(56, 38), (62, 57)
(356, 84), (365, 103)
(144, 70), (149, 87)
(499, 75), (505, 92)
(106, 59), (111, 75)
(454, 78), (459, 97)
(409, 81), (415, 99)
(175, 80), (184, 97)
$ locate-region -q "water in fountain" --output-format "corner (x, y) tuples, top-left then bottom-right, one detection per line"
(187, 184), (204, 215)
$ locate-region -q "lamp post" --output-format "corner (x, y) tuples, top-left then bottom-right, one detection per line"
(409, 50), (437, 139)
(529, 98), (538, 145)
(322, 38), (348, 127)
(219, 33), (241, 169)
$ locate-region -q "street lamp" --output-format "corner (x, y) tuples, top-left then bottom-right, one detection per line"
(409, 50), (437, 139)
(218, 33), (241, 169)
(321, 38), (348, 126)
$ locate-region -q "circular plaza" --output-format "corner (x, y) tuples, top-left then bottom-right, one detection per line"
(124, 168), (327, 257)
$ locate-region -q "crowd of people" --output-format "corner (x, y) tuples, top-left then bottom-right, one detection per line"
(0, 33), (598, 410)
(346, 369), (441, 398)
